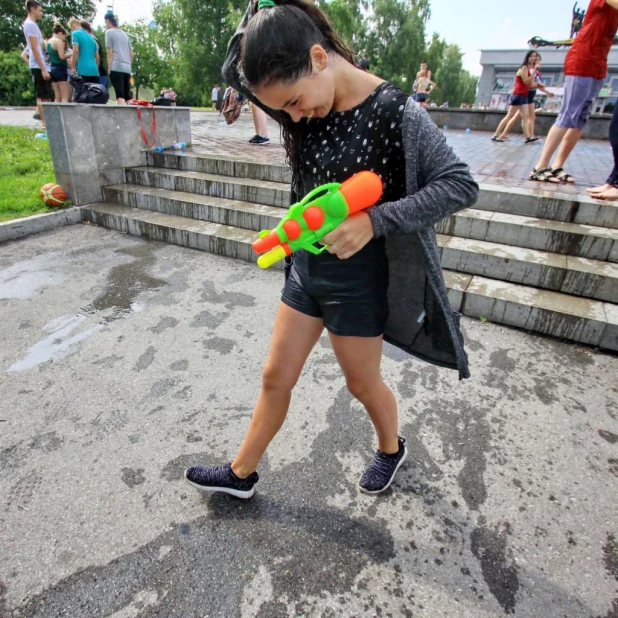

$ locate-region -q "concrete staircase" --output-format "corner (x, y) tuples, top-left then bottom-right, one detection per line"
(81, 151), (618, 352)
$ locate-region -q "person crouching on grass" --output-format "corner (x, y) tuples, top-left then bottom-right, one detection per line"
(184, 0), (478, 500)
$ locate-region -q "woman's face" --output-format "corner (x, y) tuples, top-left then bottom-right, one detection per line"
(253, 45), (336, 123)
(528, 52), (539, 65)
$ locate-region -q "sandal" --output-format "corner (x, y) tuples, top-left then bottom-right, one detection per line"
(491, 136), (505, 142)
(552, 168), (575, 183)
(525, 136), (540, 143)
(530, 168), (560, 183)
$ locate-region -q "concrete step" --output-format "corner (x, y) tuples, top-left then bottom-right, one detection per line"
(146, 151), (292, 184)
(447, 271), (617, 353)
(476, 184), (618, 230)
(125, 166), (291, 209)
(144, 152), (618, 229)
(436, 208), (618, 263)
(80, 201), (277, 269)
(103, 183), (284, 232)
(102, 184), (618, 303)
(80, 202), (617, 352)
(438, 235), (618, 304)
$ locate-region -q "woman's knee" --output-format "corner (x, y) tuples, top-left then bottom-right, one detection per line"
(261, 362), (298, 393)
(346, 374), (379, 401)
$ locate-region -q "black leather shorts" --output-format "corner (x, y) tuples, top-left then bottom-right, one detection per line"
(281, 238), (389, 337)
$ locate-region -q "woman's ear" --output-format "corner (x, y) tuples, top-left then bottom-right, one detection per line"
(309, 44), (329, 74)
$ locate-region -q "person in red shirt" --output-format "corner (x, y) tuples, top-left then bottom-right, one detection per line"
(531, 0), (618, 184)
(491, 50), (541, 142)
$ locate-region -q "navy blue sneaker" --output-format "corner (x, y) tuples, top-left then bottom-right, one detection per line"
(184, 463), (258, 499)
(359, 437), (407, 494)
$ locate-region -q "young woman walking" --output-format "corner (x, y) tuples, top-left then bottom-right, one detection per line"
(185, 0), (478, 499)
(491, 50), (542, 143)
(500, 53), (555, 141)
(47, 23), (72, 102)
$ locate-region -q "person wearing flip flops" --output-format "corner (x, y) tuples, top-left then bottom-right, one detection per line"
(491, 51), (540, 144)
(588, 102), (618, 200)
(530, 0), (618, 185)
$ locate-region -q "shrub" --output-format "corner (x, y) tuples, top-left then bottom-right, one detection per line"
(0, 50), (35, 106)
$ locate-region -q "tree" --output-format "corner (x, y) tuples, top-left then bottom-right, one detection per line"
(120, 21), (168, 99)
(316, 0), (368, 55)
(0, 49), (34, 105)
(152, 0), (245, 106)
(366, 0), (429, 90)
(423, 32), (446, 79)
(430, 44), (478, 106)
(0, 0), (99, 53)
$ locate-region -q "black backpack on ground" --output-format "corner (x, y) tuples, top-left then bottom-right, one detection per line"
(69, 74), (109, 104)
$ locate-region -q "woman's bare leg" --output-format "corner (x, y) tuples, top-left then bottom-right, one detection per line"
(231, 303), (324, 477)
(52, 82), (61, 103)
(495, 106), (519, 138)
(59, 81), (71, 103)
(519, 105), (531, 138)
(252, 105), (268, 137)
(527, 103), (536, 137)
(328, 333), (399, 454)
(502, 109), (521, 138)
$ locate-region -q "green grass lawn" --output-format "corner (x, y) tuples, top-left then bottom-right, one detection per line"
(0, 126), (60, 223)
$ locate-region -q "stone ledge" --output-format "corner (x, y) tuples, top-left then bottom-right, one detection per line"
(0, 207), (82, 243)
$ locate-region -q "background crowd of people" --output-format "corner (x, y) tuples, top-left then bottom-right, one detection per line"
(21, 0), (139, 127)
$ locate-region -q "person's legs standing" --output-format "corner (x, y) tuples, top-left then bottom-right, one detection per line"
(59, 80), (71, 103)
(589, 103), (618, 199)
(250, 104), (269, 144)
(328, 333), (399, 454)
(231, 303), (324, 478)
(110, 70), (128, 104)
(493, 104), (520, 139)
(534, 76), (603, 175)
(31, 69), (51, 127)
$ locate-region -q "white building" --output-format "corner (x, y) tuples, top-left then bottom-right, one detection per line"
(475, 46), (618, 114)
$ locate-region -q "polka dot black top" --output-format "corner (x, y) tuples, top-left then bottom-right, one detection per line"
(296, 81), (410, 206)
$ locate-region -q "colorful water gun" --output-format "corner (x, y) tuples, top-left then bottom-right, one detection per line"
(252, 171), (383, 268)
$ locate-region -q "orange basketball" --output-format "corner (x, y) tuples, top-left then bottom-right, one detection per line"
(40, 183), (67, 207)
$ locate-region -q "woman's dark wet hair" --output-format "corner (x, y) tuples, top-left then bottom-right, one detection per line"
(522, 50), (539, 67)
(240, 0), (356, 190)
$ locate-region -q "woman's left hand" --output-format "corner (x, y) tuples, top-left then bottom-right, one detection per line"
(321, 212), (375, 260)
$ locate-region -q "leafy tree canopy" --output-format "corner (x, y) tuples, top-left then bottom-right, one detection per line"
(0, 0), (99, 53)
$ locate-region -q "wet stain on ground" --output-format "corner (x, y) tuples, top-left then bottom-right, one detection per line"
(83, 246), (167, 324)
(598, 430), (618, 445)
(200, 280), (256, 309)
(169, 360), (189, 371)
(203, 337), (237, 355)
(190, 310), (229, 329)
(121, 468), (146, 488)
(149, 317), (179, 334)
(470, 519), (519, 614)
(135, 346), (156, 371)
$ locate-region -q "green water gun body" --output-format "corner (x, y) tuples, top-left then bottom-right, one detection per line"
(252, 171), (383, 268)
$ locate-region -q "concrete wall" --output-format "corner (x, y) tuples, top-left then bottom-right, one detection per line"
(43, 103), (191, 206)
(425, 108), (611, 139)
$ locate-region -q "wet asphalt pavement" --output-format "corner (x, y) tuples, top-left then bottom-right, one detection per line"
(0, 223), (617, 617)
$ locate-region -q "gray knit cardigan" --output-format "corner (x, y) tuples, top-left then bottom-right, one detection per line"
(223, 2), (479, 379)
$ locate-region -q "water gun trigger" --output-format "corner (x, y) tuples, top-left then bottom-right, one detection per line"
(258, 230), (270, 238)
(304, 244), (327, 256)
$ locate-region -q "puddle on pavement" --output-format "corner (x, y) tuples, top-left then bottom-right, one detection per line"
(82, 246), (167, 323)
(5, 243), (168, 372)
(0, 253), (67, 300)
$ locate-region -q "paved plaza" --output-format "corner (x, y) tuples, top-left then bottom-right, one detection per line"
(1, 217), (617, 618)
(188, 110), (613, 195)
(0, 106), (617, 617)
(1, 106), (613, 196)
